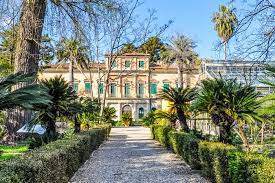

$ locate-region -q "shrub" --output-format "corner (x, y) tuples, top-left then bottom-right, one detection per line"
(198, 141), (237, 183)
(228, 151), (275, 183)
(0, 126), (111, 183)
(151, 125), (172, 147)
(168, 131), (201, 169)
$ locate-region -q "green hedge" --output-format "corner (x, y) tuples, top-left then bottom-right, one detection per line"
(0, 126), (111, 183)
(198, 141), (237, 182)
(168, 131), (201, 169)
(228, 151), (275, 183)
(151, 125), (172, 147)
(151, 125), (275, 183)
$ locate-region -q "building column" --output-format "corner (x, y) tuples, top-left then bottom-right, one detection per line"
(134, 74), (137, 97)
(133, 102), (137, 121)
(119, 75), (122, 98)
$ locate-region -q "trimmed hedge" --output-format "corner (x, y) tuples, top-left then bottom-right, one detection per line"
(168, 131), (201, 169)
(198, 141), (237, 182)
(0, 126), (111, 183)
(151, 125), (172, 147)
(228, 151), (275, 183)
(151, 125), (275, 183)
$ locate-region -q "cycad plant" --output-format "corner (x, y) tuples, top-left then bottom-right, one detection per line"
(212, 5), (237, 62)
(258, 65), (275, 117)
(0, 72), (51, 141)
(102, 107), (117, 124)
(154, 110), (178, 127)
(159, 87), (197, 132)
(193, 78), (262, 149)
(0, 73), (50, 110)
(34, 76), (77, 138)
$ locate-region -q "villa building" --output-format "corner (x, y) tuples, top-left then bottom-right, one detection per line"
(40, 53), (273, 121)
(40, 53), (201, 121)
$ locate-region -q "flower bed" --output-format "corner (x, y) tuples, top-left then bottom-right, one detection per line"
(0, 126), (111, 183)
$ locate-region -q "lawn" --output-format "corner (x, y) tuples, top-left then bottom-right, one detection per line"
(0, 145), (28, 161)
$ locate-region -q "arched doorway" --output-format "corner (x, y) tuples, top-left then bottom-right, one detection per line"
(122, 105), (132, 116)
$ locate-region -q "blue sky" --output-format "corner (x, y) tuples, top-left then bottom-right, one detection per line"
(137, 0), (229, 59)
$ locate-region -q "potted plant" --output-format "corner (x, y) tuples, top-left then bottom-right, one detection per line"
(121, 112), (132, 127)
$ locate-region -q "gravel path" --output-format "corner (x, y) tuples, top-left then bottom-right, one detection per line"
(70, 127), (209, 183)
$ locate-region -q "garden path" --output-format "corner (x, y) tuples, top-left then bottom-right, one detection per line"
(70, 127), (209, 183)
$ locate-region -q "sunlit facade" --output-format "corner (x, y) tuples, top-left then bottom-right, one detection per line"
(40, 54), (273, 121)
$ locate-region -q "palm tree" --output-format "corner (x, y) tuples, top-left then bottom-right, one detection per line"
(159, 87), (197, 132)
(162, 35), (197, 88)
(34, 76), (77, 139)
(193, 78), (262, 149)
(1, 72), (51, 141)
(212, 5), (237, 62)
(56, 38), (89, 88)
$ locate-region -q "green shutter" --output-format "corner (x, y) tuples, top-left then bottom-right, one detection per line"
(139, 83), (144, 97)
(85, 82), (91, 93)
(163, 83), (169, 91)
(125, 60), (131, 68)
(139, 61), (144, 68)
(111, 61), (117, 68)
(99, 83), (103, 94)
(150, 83), (157, 94)
(73, 83), (78, 93)
(125, 83), (130, 97)
(111, 83), (116, 97)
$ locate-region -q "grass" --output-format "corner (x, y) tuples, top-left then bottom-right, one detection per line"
(0, 145), (28, 161)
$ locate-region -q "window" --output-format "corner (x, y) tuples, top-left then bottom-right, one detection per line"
(110, 83), (116, 97)
(138, 83), (144, 97)
(163, 83), (170, 91)
(138, 107), (144, 118)
(125, 60), (131, 68)
(150, 83), (157, 94)
(73, 83), (78, 93)
(124, 83), (130, 97)
(111, 61), (117, 69)
(138, 60), (144, 68)
(98, 83), (104, 94)
(85, 82), (91, 93)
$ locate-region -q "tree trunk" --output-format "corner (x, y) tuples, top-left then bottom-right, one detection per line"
(177, 60), (183, 88)
(238, 126), (250, 150)
(219, 124), (232, 144)
(46, 119), (57, 140)
(100, 72), (110, 120)
(5, 0), (47, 142)
(224, 42), (227, 62)
(177, 108), (189, 132)
(69, 59), (74, 88)
(74, 115), (81, 133)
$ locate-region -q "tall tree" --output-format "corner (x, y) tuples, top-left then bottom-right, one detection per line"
(229, 0), (274, 62)
(1, 0), (117, 140)
(1, 72), (51, 141)
(159, 87), (197, 132)
(212, 5), (237, 62)
(0, 27), (17, 77)
(162, 35), (197, 88)
(56, 38), (89, 88)
(138, 36), (166, 64)
(120, 43), (136, 54)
